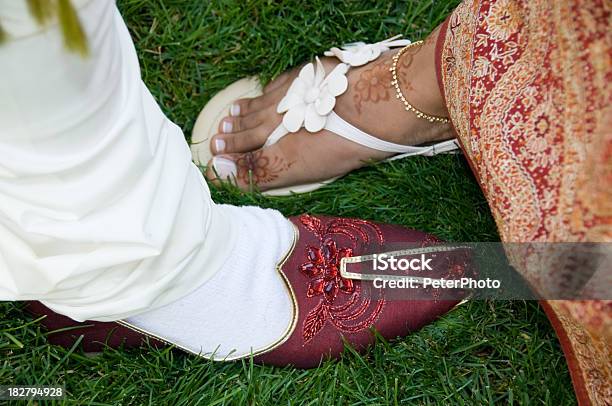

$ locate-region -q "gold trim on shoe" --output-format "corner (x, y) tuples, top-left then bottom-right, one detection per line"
(116, 221), (300, 361)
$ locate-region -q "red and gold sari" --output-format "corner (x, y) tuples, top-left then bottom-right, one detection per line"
(435, 0), (611, 404)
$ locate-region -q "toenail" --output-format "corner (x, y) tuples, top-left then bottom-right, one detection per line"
(230, 104), (241, 116)
(212, 156), (237, 179)
(222, 120), (233, 133)
(215, 138), (226, 153)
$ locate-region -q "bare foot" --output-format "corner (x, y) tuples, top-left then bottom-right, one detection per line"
(205, 27), (453, 191)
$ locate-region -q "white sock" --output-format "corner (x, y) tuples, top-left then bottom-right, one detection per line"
(125, 204), (295, 360)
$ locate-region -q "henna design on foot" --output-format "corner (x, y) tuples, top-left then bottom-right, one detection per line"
(352, 59), (393, 114)
(398, 43), (421, 93)
(352, 40), (427, 115)
(235, 150), (294, 185)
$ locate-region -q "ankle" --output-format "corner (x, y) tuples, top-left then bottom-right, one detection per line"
(396, 40), (448, 118)
(403, 118), (454, 146)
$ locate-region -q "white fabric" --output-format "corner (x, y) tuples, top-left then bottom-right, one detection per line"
(0, 0), (294, 345)
(127, 205), (295, 360)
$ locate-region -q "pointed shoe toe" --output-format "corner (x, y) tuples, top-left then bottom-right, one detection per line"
(255, 214), (473, 368)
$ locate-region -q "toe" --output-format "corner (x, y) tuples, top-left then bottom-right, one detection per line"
(230, 96), (269, 117)
(217, 117), (236, 134)
(230, 83), (291, 117)
(217, 110), (263, 134)
(212, 106), (281, 155)
(205, 155), (238, 187)
(211, 127), (269, 155)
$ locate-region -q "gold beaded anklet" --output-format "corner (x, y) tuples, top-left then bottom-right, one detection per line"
(390, 40), (450, 124)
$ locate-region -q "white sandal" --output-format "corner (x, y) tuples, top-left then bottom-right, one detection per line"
(191, 36), (460, 196)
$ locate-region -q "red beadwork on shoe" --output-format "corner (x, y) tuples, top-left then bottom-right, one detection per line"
(298, 214), (386, 343)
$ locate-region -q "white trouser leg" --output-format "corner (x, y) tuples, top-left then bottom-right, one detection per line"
(0, 0), (294, 353)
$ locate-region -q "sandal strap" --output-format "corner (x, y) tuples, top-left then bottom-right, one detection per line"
(265, 123), (289, 147)
(324, 111), (459, 158)
(265, 111), (459, 157)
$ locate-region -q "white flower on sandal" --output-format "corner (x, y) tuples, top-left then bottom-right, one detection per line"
(277, 58), (349, 133)
(324, 35), (411, 67)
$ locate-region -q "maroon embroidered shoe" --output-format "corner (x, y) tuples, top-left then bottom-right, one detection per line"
(253, 214), (470, 368)
(25, 214), (471, 368)
(24, 301), (166, 352)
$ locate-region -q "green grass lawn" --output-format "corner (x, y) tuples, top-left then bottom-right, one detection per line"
(1, 0), (576, 404)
